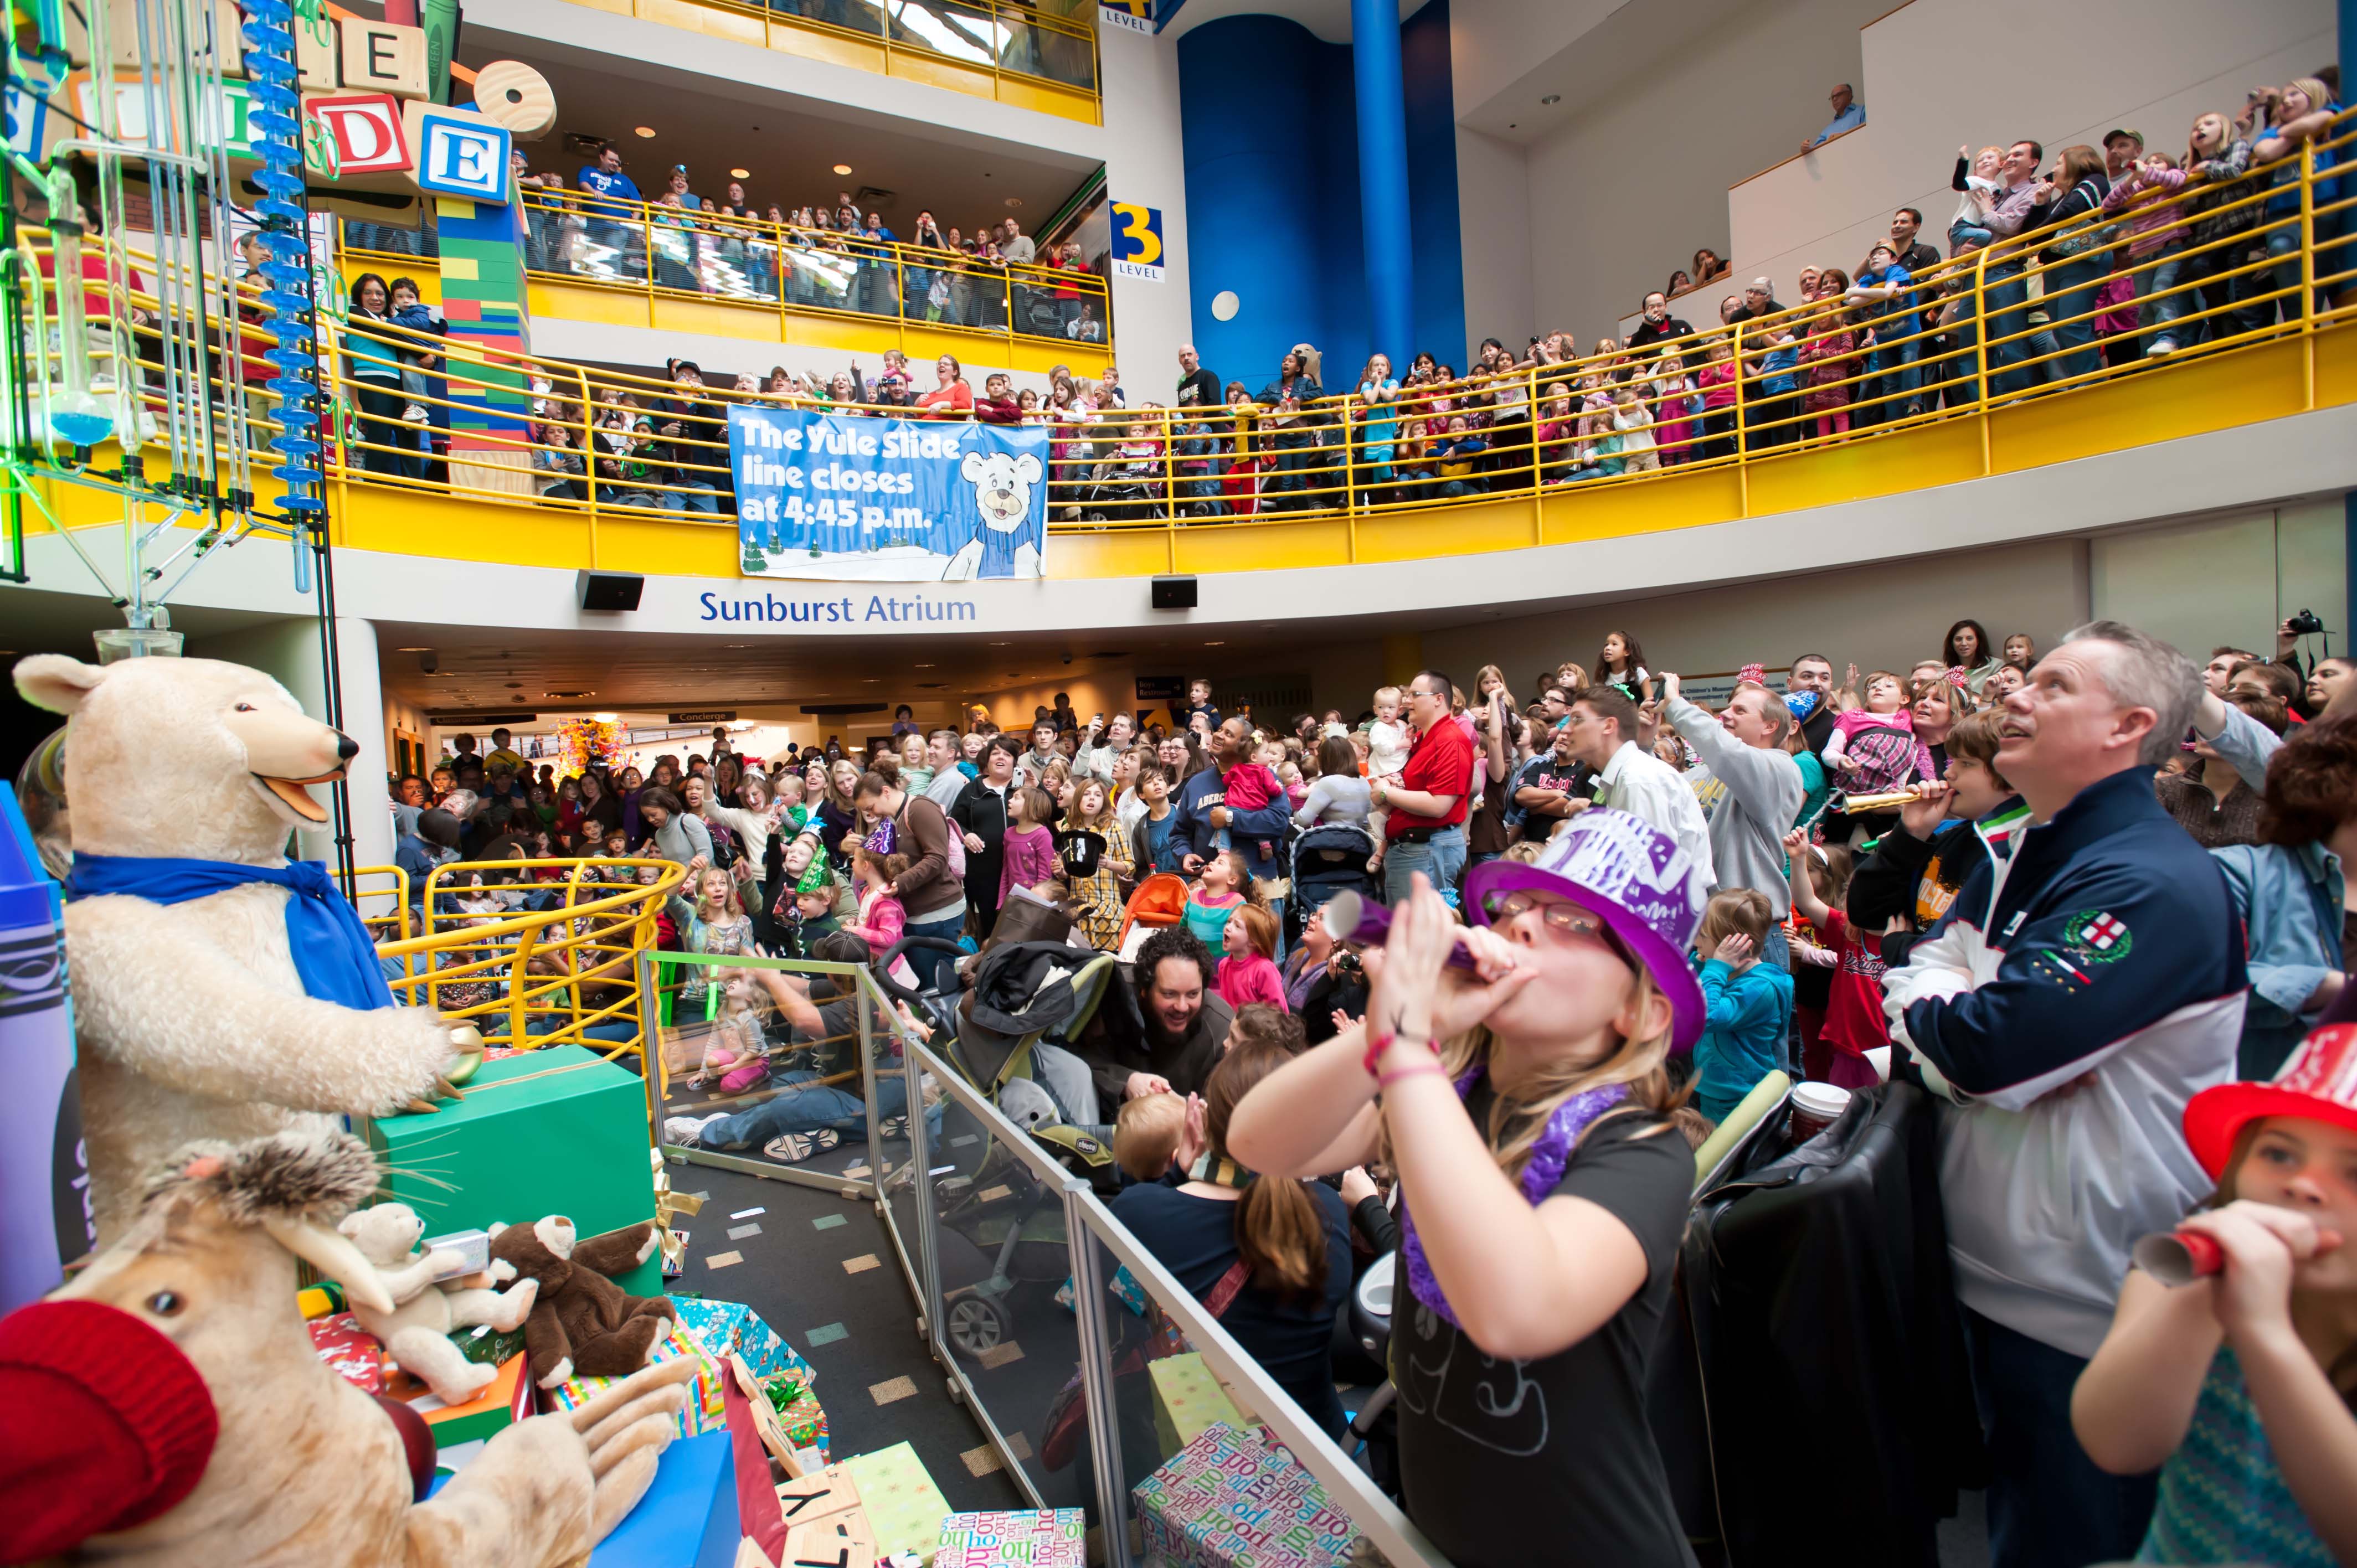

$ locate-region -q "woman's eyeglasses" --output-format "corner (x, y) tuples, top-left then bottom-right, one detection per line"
(1483, 891), (1605, 938)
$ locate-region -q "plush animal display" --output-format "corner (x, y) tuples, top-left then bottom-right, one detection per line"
(9, 1130), (693, 1566)
(488, 1216), (676, 1389)
(338, 1202), (540, 1404)
(9, 653), (481, 1246)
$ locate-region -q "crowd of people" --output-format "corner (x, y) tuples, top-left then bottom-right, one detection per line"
(389, 604), (2357, 1566)
(321, 73), (2350, 527)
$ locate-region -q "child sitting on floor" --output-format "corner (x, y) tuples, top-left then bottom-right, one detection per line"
(692, 967), (774, 1094)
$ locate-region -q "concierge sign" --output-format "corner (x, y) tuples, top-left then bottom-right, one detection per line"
(729, 406), (1051, 583)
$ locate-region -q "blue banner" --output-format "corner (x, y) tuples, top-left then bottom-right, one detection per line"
(730, 406), (1049, 582)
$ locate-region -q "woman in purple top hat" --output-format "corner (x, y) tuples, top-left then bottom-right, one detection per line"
(1228, 808), (1708, 1568)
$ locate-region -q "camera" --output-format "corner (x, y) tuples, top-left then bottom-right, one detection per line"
(2287, 608), (2326, 636)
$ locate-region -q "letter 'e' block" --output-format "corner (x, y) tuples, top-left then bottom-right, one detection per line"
(340, 19), (428, 100)
(402, 100), (511, 203)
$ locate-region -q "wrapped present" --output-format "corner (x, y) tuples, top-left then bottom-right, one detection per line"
(386, 1353), (532, 1450)
(364, 1045), (662, 1296)
(672, 1297), (815, 1391)
(843, 1442), (953, 1565)
(1133, 1423), (1356, 1568)
(308, 1312), (384, 1394)
(935, 1509), (1087, 1568)
(776, 1463), (876, 1568)
(297, 1282), (345, 1321)
(775, 1385), (829, 1464)
(544, 1325), (725, 1438)
(1055, 1263), (1151, 1319)
(595, 1429), (742, 1568)
(450, 1320), (527, 1369)
(1150, 1352), (1252, 1459)
(653, 1148), (706, 1277)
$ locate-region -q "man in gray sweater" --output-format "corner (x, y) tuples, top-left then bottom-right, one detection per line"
(1660, 674), (1805, 972)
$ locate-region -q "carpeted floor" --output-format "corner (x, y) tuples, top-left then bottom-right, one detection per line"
(666, 1159), (1030, 1515)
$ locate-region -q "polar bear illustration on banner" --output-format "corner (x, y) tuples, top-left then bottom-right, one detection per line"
(944, 448), (1044, 581)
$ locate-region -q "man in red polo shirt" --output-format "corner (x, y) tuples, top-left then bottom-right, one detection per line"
(1370, 668), (1475, 903)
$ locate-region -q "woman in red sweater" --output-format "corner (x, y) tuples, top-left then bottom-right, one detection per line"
(915, 353), (974, 418)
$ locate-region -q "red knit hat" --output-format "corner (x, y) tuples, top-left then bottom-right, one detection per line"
(0, 1299), (219, 1561)
(2184, 1022), (2357, 1179)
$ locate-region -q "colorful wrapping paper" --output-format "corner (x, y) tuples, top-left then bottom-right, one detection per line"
(544, 1326), (725, 1437)
(672, 1296), (816, 1390)
(843, 1442), (954, 1565)
(1150, 1352), (1251, 1459)
(1133, 1423), (1357, 1568)
(307, 1312), (384, 1394)
(935, 1509), (1087, 1568)
(388, 1353), (531, 1449)
(776, 1386), (830, 1463)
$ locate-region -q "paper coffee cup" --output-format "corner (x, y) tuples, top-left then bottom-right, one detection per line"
(1788, 1082), (1852, 1144)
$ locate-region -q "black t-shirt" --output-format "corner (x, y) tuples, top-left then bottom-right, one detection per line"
(1511, 755), (1595, 843)
(1798, 700), (1836, 757)
(1111, 1179), (1353, 1435)
(1393, 1102), (1697, 1568)
(1175, 366), (1222, 409)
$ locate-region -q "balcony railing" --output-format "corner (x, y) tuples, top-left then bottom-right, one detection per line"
(563, 0), (1102, 122)
(18, 110), (2357, 580)
(478, 188), (1113, 353)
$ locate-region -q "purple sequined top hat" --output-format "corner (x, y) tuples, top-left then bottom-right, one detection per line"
(1461, 807), (1711, 1053)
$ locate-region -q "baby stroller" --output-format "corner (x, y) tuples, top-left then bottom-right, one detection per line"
(1076, 453), (1162, 523)
(1115, 871), (1188, 955)
(874, 935), (1123, 1358)
(1288, 822), (1382, 945)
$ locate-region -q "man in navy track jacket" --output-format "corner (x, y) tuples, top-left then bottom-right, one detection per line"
(1882, 621), (2246, 1568)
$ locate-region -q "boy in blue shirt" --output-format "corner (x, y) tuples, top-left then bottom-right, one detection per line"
(1692, 888), (1794, 1121)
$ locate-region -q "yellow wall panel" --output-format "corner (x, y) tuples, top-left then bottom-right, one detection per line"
(641, 0), (760, 42)
(1356, 497), (1535, 562)
(1172, 518), (1350, 574)
(1048, 529), (1171, 578)
(650, 296), (787, 343)
(1987, 339), (2305, 474)
(1538, 468), (1730, 545)
(1744, 419), (1981, 518)
(2313, 325), (2357, 409)
(996, 77), (1099, 125)
(528, 281), (650, 328)
(761, 22), (887, 73)
(891, 54), (994, 98)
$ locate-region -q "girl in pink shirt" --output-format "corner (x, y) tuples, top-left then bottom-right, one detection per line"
(999, 784), (1060, 906)
(1216, 903), (1287, 1013)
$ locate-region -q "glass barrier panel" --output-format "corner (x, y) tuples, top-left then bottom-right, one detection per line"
(1071, 1191), (1450, 1568)
(900, 1030), (1110, 1518)
(648, 950), (893, 1194)
(767, 0), (887, 34)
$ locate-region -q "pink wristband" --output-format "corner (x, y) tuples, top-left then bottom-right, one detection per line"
(1377, 1062), (1450, 1092)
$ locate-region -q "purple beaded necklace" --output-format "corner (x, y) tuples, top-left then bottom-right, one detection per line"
(1397, 1070), (1629, 1329)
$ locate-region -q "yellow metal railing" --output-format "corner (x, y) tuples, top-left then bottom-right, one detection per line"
(356, 857), (687, 1064)
(562, 0), (1102, 120)
(23, 109), (2357, 576)
(488, 186), (1110, 353)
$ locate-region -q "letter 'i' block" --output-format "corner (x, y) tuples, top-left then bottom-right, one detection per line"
(341, 19), (429, 100)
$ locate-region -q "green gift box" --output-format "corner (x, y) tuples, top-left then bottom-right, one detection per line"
(366, 1045), (660, 1294)
(1151, 1352), (1250, 1459)
(844, 1442), (953, 1564)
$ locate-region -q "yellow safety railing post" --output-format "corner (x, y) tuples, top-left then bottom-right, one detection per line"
(575, 363), (598, 563)
(1525, 362), (1542, 544)
(2302, 143), (2317, 410)
(1973, 243), (1993, 475)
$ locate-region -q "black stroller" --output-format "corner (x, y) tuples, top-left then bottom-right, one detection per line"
(873, 936), (1123, 1357)
(1287, 821), (1383, 944)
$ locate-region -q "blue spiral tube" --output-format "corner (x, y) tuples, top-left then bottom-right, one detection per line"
(240, 0), (322, 515)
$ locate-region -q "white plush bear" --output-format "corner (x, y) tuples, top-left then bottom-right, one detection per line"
(11, 653), (478, 1246)
(340, 1202), (541, 1403)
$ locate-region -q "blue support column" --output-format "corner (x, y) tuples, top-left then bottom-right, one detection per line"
(1352, 0), (1414, 363)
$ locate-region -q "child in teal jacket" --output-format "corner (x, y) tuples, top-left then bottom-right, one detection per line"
(1692, 889), (1794, 1121)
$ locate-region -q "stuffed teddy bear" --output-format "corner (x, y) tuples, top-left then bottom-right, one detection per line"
(9, 653), (481, 1246)
(487, 1216), (676, 1389)
(0, 1129), (693, 1566)
(338, 1202), (541, 1404)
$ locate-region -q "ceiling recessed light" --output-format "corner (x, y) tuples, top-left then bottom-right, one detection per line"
(913, 663), (935, 668)
(1203, 641), (1224, 647)
(988, 642), (1010, 647)
(729, 168), (750, 179)
(396, 646), (433, 652)
(634, 126), (657, 138)
(1541, 94), (1561, 105)
(832, 163), (852, 176)
(1005, 197), (1022, 208)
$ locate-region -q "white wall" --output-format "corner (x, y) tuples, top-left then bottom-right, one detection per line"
(1727, 0), (2335, 312)
(1522, 0), (1885, 341)
(1095, 23), (1194, 393)
(1456, 125), (1535, 348)
(2090, 503), (2349, 665)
